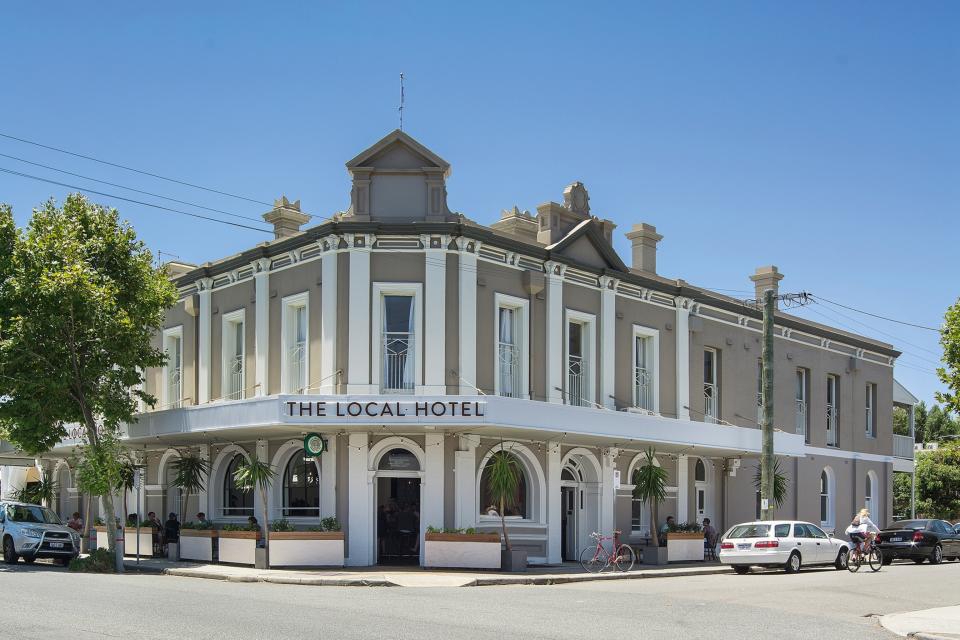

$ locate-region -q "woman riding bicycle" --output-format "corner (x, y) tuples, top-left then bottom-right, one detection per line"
(845, 507), (879, 551)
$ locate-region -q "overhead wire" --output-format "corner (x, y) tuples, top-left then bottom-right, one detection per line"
(810, 294), (940, 332)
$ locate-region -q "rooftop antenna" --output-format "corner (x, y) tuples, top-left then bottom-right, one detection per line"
(156, 250), (180, 267)
(398, 72), (405, 131)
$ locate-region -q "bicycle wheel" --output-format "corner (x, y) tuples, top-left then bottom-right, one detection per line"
(847, 549), (862, 573)
(868, 548), (883, 572)
(579, 546), (605, 573)
(613, 544), (635, 572)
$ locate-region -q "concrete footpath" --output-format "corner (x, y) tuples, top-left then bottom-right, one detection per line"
(121, 557), (729, 587)
(880, 605), (960, 640)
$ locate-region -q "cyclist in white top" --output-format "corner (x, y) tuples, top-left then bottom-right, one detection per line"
(845, 508), (879, 550)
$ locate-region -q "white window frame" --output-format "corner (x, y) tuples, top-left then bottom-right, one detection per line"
(493, 293), (530, 399)
(796, 368), (809, 442)
(564, 309), (596, 407)
(826, 374), (839, 447)
(280, 292), (309, 394)
(865, 383), (876, 438)
(161, 325), (183, 409)
(820, 468), (835, 530)
(631, 325), (660, 413)
(703, 347), (719, 423)
(371, 282), (423, 393)
(221, 308), (246, 401)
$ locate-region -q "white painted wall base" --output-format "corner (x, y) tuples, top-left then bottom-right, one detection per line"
(124, 531), (153, 556)
(424, 539), (500, 569)
(667, 536), (704, 562)
(179, 534), (214, 562)
(219, 537), (257, 565)
(269, 538), (344, 567)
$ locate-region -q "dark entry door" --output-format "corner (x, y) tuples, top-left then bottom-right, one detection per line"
(561, 486), (576, 561)
(376, 476), (421, 565)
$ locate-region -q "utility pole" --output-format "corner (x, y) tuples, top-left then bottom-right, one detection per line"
(760, 288), (776, 521)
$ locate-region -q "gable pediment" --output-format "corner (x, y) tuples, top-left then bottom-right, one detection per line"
(547, 219), (627, 272)
(346, 129), (450, 175)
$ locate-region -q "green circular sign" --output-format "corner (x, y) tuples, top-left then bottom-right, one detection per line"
(303, 433), (325, 457)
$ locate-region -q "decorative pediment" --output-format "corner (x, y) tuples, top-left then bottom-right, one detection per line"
(546, 219), (628, 272)
(345, 129), (450, 175)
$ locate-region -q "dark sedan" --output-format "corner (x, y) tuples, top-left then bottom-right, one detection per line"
(876, 519), (960, 565)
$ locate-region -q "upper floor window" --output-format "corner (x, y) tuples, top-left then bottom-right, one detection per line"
(796, 368), (809, 442)
(826, 375), (839, 447)
(565, 311), (595, 407)
(703, 348), (719, 423)
(632, 326), (659, 413)
(865, 383), (877, 438)
(382, 294), (415, 392)
(221, 309), (245, 400)
(162, 326), (183, 409)
(281, 293), (309, 394)
(495, 294), (529, 399)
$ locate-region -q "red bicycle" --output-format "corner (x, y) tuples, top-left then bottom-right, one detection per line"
(579, 530), (636, 572)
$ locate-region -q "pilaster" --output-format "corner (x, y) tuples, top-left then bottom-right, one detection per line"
(457, 239), (479, 393)
(347, 432), (371, 565)
(421, 236), (447, 394)
(545, 262), (565, 403)
(600, 276), (617, 409)
(423, 434), (445, 552)
(253, 439), (269, 522)
(677, 454), (689, 522)
(320, 436), (337, 519)
(347, 235), (374, 394)
(453, 436), (477, 529)
(252, 259), (270, 397)
(546, 440), (562, 564)
(196, 444), (210, 518)
(600, 448), (618, 537)
(197, 277), (214, 404)
(319, 241), (339, 394)
(675, 297), (691, 420)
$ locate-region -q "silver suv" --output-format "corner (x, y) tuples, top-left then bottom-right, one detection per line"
(1, 501), (80, 566)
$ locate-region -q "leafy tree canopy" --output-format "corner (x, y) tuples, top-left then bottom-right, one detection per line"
(937, 297), (960, 416)
(914, 441), (960, 520)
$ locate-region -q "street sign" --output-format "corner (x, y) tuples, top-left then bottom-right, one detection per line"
(760, 498), (769, 511)
(303, 433), (325, 457)
(613, 469), (621, 489)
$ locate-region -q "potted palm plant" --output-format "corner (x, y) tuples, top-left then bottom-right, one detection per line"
(485, 449), (526, 572)
(14, 477), (58, 507)
(233, 457), (275, 569)
(633, 447), (668, 565)
(172, 454), (213, 561)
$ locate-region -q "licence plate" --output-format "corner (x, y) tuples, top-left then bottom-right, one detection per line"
(889, 537), (902, 543)
(49, 542), (64, 548)
(737, 543), (751, 550)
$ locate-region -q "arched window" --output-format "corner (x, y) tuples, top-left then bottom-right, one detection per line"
(695, 459), (706, 483)
(819, 469), (833, 529)
(223, 454), (253, 517)
(479, 452), (529, 518)
(283, 455), (319, 517)
(377, 448), (420, 471)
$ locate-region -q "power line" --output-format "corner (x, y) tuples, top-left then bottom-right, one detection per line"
(0, 131), (272, 206)
(810, 294), (940, 332)
(0, 166), (272, 234)
(0, 152), (269, 225)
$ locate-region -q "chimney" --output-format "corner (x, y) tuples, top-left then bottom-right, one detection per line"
(263, 196), (311, 239)
(163, 261), (197, 280)
(749, 265), (784, 306)
(624, 223), (663, 274)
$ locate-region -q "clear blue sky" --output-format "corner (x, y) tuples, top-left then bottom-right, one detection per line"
(1, 2), (956, 407)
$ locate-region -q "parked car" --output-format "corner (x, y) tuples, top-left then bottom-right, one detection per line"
(954, 522), (960, 535)
(719, 521), (849, 574)
(0, 501), (80, 566)
(876, 519), (960, 565)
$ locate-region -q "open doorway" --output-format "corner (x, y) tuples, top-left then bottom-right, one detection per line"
(375, 476), (421, 565)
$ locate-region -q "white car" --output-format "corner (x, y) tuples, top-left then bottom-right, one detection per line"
(719, 520), (849, 574)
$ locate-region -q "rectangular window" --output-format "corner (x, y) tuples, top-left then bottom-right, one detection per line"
(632, 326), (659, 412)
(495, 294), (529, 399)
(382, 294), (415, 392)
(703, 348), (719, 423)
(221, 309), (245, 400)
(796, 368), (809, 442)
(865, 383), (876, 437)
(631, 498), (650, 536)
(162, 326), (183, 409)
(826, 375), (839, 447)
(281, 293), (309, 393)
(565, 311), (595, 407)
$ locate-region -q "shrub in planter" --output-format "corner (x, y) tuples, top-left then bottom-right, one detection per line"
(424, 525), (500, 569)
(69, 549), (116, 573)
(179, 521), (218, 562)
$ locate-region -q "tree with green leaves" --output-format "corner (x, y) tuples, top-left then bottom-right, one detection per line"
(914, 441), (960, 519)
(483, 449), (521, 551)
(632, 448), (667, 547)
(893, 407), (910, 437)
(923, 405), (960, 445)
(233, 457), (275, 552)
(14, 477), (59, 506)
(0, 195), (176, 565)
(937, 297), (960, 416)
(753, 458), (789, 515)
(171, 453), (211, 521)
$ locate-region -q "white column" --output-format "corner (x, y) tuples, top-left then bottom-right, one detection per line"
(675, 297), (691, 420)
(197, 277), (213, 404)
(319, 247), (338, 394)
(677, 454), (689, 523)
(347, 235), (373, 394)
(423, 433), (445, 560)
(453, 436), (477, 529)
(421, 238), (447, 394)
(253, 259), (270, 397)
(320, 436), (337, 519)
(600, 277), (617, 410)
(347, 432), (371, 566)
(253, 440), (269, 522)
(545, 262), (564, 404)
(196, 444), (210, 518)
(600, 448), (618, 537)
(546, 440), (562, 564)
(458, 241), (478, 394)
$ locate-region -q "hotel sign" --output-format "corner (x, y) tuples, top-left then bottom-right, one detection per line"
(283, 399), (487, 423)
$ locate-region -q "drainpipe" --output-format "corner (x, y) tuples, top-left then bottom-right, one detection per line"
(522, 271), (545, 401)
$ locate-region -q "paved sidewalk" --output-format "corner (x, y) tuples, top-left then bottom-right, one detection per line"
(880, 605), (960, 639)
(121, 557), (729, 587)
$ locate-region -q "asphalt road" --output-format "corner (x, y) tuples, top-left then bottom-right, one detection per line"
(2, 560), (959, 639)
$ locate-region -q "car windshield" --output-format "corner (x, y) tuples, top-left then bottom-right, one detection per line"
(727, 524), (770, 538)
(889, 520), (928, 530)
(7, 505), (62, 524)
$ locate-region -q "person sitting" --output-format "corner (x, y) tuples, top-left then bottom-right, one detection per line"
(67, 512), (84, 533)
(164, 512), (180, 546)
(659, 516), (675, 545)
(194, 512), (213, 529)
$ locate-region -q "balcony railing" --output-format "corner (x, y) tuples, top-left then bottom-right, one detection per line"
(893, 434), (915, 460)
(288, 340), (306, 393)
(383, 332), (415, 392)
(167, 367), (182, 409)
(795, 399), (808, 439)
(634, 367), (653, 411)
(498, 342), (522, 398)
(703, 383), (718, 423)
(225, 354), (244, 400)
(567, 354), (586, 407)
(826, 404), (838, 446)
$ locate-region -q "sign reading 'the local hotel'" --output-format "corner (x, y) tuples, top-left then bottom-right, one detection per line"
(282, 398), (488, 423)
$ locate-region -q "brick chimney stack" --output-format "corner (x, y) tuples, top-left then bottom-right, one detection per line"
(263, 196), (311, 239)
(624, 223), (663, 275)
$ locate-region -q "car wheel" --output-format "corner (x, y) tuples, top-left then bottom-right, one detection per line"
(2, 537), (18, 564)
(835, 548), (849, 570)
(785, 552), (801, 574)
(913, 557), (926, 564)
(732, 565), (750, 575)
(882, 557), (893, 566)
(21, 556), (35, 565)
(929, 545), (943, 565)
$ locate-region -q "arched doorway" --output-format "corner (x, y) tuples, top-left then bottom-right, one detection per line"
(374, 447), (422, 565)
(559, 449), (601, 561)
(694, 458), (712, 523)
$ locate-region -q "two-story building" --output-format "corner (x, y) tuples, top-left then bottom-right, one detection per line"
(13, 130), (915, 566)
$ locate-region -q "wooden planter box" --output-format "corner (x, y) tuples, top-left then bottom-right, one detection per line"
(94, 525), (121, 551)
(179, 529), (217, 562)
(268, 531), (344, 567)
(124, 529), (154, 557)
(218, 530), (259, 565)
(424, 532), (501, 569)
(666, 532), (705, 562)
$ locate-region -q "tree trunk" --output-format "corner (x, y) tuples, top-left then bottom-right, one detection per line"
(81, 491), (92, 553)
(499, 497), (511, 551)
(650, 501), (660, 548)
(260, 487), (269, 552)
